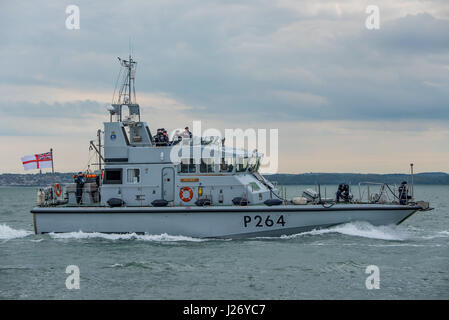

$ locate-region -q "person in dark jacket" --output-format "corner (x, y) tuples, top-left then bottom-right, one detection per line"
(155, 128), (169, 146)
(398, 181), (410, 205)
(162, 129), (169, 146)
(75, 172), (85, 205)
(336, 183), (351, 202)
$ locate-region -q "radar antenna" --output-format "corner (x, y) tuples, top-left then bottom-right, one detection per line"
(109, 54), (140, 123)
(115, 55), (137, 105)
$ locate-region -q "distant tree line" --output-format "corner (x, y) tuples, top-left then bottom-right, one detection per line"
(264, 172), (449, 185)
(0, 172), (448, 186)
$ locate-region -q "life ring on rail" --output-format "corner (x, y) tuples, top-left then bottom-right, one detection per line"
(54, 183), (62, 197)
(179, 187), (193, 202)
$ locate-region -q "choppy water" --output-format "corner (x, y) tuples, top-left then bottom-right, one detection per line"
(0, 185), (448, 299)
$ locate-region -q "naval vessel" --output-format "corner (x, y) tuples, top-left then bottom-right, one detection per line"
(30, 56), (431, 238)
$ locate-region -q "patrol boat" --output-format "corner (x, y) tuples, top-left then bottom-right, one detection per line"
(30, 55), (431, 238)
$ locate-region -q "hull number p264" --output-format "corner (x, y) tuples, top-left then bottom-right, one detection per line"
(243, 215), (286, 228)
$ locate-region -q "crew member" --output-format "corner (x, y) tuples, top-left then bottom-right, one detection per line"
(172, 130), (182, 145)
(162, 129), (169, 146)
(398, 181), (411, 205)
(75, 172), (86, 205)
(183, 126), (192, 139)
(336, 183), (351, 202)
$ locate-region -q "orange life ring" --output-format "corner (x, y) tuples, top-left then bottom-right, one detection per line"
(179, 187), (193, 202)
(54, 183), (62, 197)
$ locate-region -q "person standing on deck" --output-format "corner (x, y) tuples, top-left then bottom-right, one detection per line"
(75, 172), (86, 205)
(398, 181), (411, 205)
(172, 130), (182, 145)
(183, 127), (192, 139)
(336, 183), (351, 202)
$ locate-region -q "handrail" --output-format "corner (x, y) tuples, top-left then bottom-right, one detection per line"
(357, 182), (397, 204)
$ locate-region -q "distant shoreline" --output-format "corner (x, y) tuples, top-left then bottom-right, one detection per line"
(266, 172), (449, 185)
(1, 172), (449, 186)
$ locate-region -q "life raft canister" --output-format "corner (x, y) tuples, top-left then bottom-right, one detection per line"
(179, 187), (193, 202)
(54, 183), (62, 197)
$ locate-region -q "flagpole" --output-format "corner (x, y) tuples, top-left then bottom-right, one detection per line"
(50, 148), (55, 185)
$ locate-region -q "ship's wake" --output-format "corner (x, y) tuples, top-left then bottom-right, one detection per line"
(1, 222), (448, 243)
(279, 222), (408, 241)
(0, 224), (32, 240)
(48, 231), (207, 242)
(47, 223), (407, 242)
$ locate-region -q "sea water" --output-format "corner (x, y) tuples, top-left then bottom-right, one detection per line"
(0, 185), (448, 299)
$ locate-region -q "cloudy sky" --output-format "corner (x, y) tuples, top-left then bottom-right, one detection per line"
(1, 0), (448, 174)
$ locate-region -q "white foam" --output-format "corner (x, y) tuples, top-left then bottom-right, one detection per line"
(109, 263), (125, 268)
(327, 222), (406, 240)
(282, 222), (406, 241)
(422, 230), (449, 240)
(0, 224), (32, 240)
(48, 231), (207, 242)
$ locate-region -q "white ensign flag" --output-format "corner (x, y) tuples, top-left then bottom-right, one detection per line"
(21, 152), (53, 171)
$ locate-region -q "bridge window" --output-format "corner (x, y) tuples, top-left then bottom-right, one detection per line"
(220, 157), (234, 173)
(248, 157), (260, 172)
(236, 157), (249, 172)
(200, 158), (215, 173)
(180, 159), (196, 173)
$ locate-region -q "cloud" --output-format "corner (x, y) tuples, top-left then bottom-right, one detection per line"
(1, 100), (104, 119)
(1, 3), (448, 123)
(363, 13), (449, 54)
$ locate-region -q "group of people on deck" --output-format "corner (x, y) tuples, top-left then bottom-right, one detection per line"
(155, 127), (192, 147)
(335, 181), (411, 205)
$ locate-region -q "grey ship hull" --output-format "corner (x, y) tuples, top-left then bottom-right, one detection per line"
(31, 204), (420, 238)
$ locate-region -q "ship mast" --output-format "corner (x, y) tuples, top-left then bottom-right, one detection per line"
(117, 55), (137, 105)
(110, 54), (140, 123)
